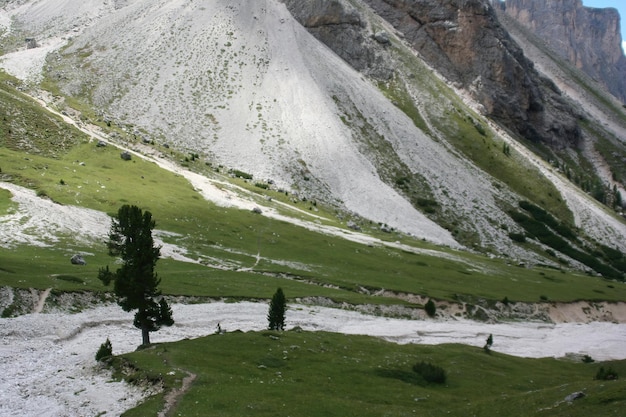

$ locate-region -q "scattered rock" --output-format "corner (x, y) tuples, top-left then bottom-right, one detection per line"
(70, 254), (87, 265)
(96, 140), (107, 147)
(120, 151), (132, 161)
(564, 391), (586, 403)
(347, 220), (361, 231)
(373, 30), (389, 44)
(252, 207), (262, 214)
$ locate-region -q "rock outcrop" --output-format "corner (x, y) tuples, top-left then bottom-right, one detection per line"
(503, 0), (626, 103)
(279, 0), (394, 80)
(283, 0), (582, 148)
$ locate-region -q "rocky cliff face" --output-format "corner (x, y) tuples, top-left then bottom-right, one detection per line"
(282, 0), (582, 148)
(503, 0), (626, 103)
(278, 0), (394, 80)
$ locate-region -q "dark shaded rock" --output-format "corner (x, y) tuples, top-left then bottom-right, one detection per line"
(96, 140), (107, 147)
(70, 254), (87, 265)
(120, 151), (132, 161)
(279, 0), (395, 80)
(347, 220), (361, 231)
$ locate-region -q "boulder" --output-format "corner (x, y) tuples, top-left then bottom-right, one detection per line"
(373, 30), (390, 44)
(564, 391), (585, 403)
(70, 254), (87, 265)
(120, 151), (132, 161)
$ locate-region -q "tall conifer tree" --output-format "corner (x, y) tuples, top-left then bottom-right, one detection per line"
(98, 205), (174, 346)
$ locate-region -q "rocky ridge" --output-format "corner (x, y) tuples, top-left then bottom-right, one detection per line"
(502, 0), (626, 104)
(286, 0), (582, 149)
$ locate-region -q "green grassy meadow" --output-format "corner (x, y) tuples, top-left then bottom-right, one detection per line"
(115, 330), (626, 417)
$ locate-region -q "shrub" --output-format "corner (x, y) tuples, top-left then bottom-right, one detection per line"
(595, 366), (618, 380)
(96, 338), (113, 362)
(483, 334), (493, 354)
(231, 169), (253, 180)
(508, 232), (526, 243)
(582, 355), (595, 363)
(413, 361), (446, 384)
(424, 299), (436, 317)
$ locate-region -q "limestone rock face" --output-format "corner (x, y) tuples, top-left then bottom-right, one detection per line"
(504, 0), (626, 103)
(358, 0), (581, 147)
(280, 0), (394, 80)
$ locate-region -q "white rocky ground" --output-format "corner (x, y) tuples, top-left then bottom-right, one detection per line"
(1, 301), (625, 417)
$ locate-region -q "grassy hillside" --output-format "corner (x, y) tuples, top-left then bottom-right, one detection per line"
(1, 71), (626, 309)
(113, 330), (626, 417)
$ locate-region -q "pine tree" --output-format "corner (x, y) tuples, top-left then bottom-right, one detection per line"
(268, 287), (286, 330)
(424, 299), (436, 317)
(98, 205), (174, 346)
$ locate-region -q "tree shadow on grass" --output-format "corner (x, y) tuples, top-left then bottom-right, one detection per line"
(374, 368), (427, 386)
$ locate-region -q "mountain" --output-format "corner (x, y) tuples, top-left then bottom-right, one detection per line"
(501, 0), (626, 104)
(1, 0), (625, 274)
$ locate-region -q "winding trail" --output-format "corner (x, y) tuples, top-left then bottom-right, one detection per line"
(158, 370), (197, 417)
(33, 288), (51, 313)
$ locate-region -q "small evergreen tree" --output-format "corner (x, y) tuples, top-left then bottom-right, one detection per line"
(484, 333), (493, 353)
(268, 287), (286, 330)
(424, 299), (436, 317)
(96, 338), (113, 362)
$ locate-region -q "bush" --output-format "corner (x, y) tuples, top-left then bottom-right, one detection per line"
(413, 361), (446, 384)
(231, 169), (253, 180)
(424, 299), (436, 317)
(96, 338), (113, 362)
(595, 366), (618, 380)
(582, 355), (594, 363)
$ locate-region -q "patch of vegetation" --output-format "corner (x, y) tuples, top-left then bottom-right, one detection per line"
(0, 72), (86, 158)
(390, 46), (573, 226)
(377, 77), (431, 135)
(595, 366), (619, 381)
(110, 331), (626, 416)
(0, 188), (16, 215)
(413, 360), (447, 384)
(56, 275), (85, 284)
(510, 201), (624, 280)
(230, 169), (253, 180)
